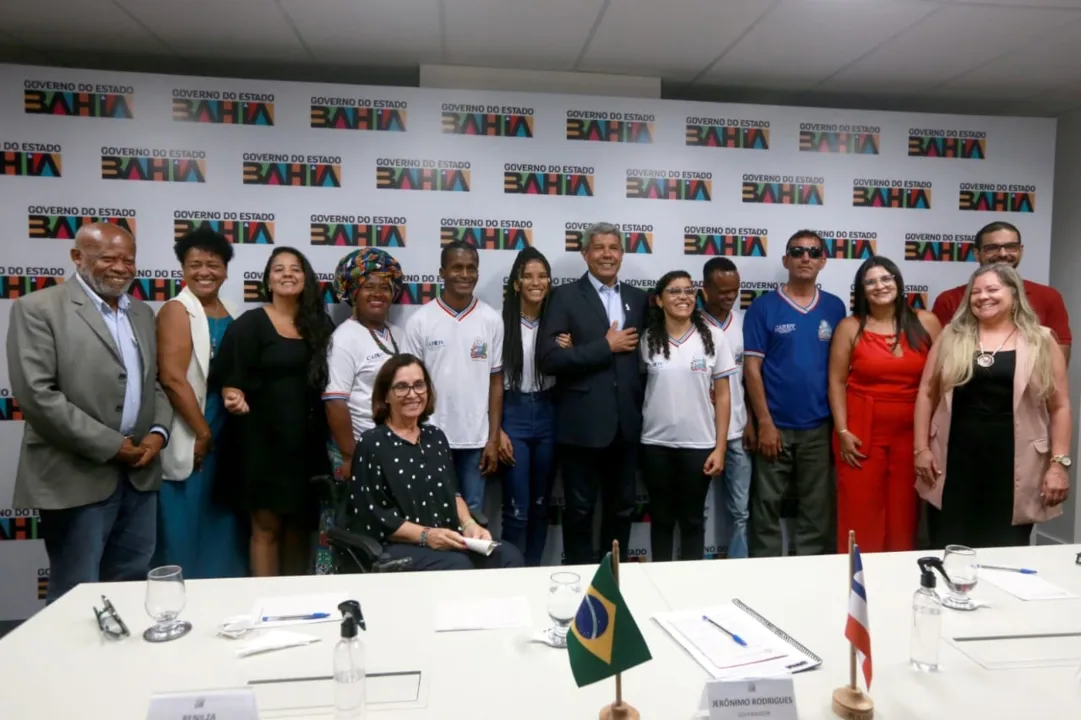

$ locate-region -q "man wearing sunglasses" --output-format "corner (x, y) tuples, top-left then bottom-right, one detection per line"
(743, 230), (847, 557)
(931, 221), (1071, 363)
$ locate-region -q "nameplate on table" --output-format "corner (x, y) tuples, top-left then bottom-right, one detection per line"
(146, 688), (259, 720)
(702, 677), (798, 720)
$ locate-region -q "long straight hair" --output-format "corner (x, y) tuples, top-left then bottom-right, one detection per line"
(261, 246), (332, 390)
(851, 256), (930, 352)
(501, 247), (552, 392)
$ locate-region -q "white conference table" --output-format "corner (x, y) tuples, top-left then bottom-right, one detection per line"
(1, 545), (1079, 718)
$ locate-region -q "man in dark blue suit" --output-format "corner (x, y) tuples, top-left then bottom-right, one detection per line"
(538, 223), (647, 564)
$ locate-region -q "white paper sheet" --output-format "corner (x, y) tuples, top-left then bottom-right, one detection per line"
(978, 569), (1076, 601)
(250, 593), (350, 628)
(434, 596), (531, 632)
(236, 630), (321, 658)
(463, 537), (498, 556)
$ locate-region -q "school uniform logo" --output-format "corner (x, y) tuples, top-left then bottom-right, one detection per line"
(470, 338), (488, 360)
(774, 323), (796, 334)
(690, 357), (708, 373)
(818, 320), (833, 341)
(427, 339), (445, 350)
(734, 350), (744, 365)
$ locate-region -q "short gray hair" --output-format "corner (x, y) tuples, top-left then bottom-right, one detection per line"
(582, 222), (622, 252)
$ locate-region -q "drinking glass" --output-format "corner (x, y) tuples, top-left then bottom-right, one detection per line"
(143, 565), (193, 642)
(942, 545), (979, 611)
(546, 571), (583, 648)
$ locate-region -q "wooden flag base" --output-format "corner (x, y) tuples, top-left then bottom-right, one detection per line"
(600, 701), (640, 719)
(832, 686), (874, 720)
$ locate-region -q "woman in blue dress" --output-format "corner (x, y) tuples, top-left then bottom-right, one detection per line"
(154, 227), (248, 578)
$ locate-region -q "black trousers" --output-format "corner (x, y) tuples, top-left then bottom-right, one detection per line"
(640, 444), (712, 562)
(559, 436), (638, 565)
(382, 541), (524, 571)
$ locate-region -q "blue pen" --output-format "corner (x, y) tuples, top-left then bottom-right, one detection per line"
(261, 612), (331, 622)
(703, 615), (748, 647)
(977, 564), (1038, 575)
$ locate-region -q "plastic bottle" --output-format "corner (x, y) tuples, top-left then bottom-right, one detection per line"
(911, 557), (947, 672)
(334, 600), (366, 719)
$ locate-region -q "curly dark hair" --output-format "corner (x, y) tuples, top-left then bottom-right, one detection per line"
(371, 354), (436, 425)
(260, 246), (332, 390)
(646, 270), (715, 360)
(173, 225), (234, 265)
(502, 247), (552, 392)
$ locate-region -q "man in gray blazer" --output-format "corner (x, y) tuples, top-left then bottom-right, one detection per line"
(7, 223), (172, 603)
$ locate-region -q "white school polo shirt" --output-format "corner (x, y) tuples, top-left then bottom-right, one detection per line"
(640, 324), (737, 449)
(703, 309), (748, 440)
(506, 317), (555, 392)
(403, 297), (503, 449)
(323, 319), (403, 441)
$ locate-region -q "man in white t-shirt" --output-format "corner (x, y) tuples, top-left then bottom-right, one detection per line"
(701, 257), (754, 559)
(403, 241), (503, 512)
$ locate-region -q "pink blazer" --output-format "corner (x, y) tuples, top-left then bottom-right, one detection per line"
(922, 334), (1059, 525)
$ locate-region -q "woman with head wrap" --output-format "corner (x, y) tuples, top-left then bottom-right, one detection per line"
(316, 248), (404, 573)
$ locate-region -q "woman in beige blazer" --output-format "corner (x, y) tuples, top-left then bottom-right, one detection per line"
(914, 263), (1071, 548)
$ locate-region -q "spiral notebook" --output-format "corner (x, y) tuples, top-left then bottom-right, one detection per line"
(654, 599), (822, 680)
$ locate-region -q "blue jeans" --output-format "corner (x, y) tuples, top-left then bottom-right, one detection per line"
(452, 448), (486, 513)
(39, 474), (157, 604)
(500, 390), (556, 566)
(721, 438), (752, 559)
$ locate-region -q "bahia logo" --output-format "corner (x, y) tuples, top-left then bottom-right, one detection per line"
(564, 222), (653, 254)
(310, 214), (406, 247)
(24, 78), (134, 119)
(101, 146), (205, 183)
(908, 128), (986, 159)
(903, 232), (978, 263)
(174, 210), (275, 244)
(242, 152), (340, 188)
(441, 218), (532, 251)
(852, 178), (932, 209)
(742, 174), (824, 205)
(128, 270), (185, 302)
(504, 163), (593, 196)
(28, 206), (136, 240)
(958, 182), (1035, 213)
(310, 95), (407, 131)
(442, 103), (534, 137)
(626, 168), (711, 201)
(799, 122), (880, 154)
(814, 230), (878, 260)
(684, 226), (767, 256)
(566, 109), (654, 143)
(376, 158), (470, 192)
(172, 88), (274, 125)
(0, 508), (40, 541)
(1, 141), (62, 177)
(685, 116), (770, 150)
(399, 274), (442, 306)
(0, 266), (65, 298)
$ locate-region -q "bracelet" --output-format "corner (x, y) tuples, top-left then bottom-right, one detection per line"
(419, 528), (431, 548)
(461, 519), (477, 532)
(837, 429), (850, 436)
(914, 448), (931, 457)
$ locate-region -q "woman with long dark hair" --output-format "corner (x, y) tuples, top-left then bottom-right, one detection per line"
(640, 270), (736, 561)
(498, 247), (561, 565)
(212, 246), (333, 576)
(828, 256), (940, 552)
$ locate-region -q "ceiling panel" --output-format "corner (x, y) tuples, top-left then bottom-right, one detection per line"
(578, 0), (774, 81)
(820, 4), (1081, 93)
(443, 0), (605, 71)
(702, 0), (938, 90)
(278, 0), (442, 64)
(0, 0), (169, 53)
(117, 0), (308, 60)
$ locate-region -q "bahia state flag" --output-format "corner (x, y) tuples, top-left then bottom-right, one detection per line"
(567, 552), (652, 687)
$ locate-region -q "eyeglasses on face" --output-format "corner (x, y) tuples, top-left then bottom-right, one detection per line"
(662, 287), (698, 297)
(391, 380), (428, 398)
(93, 595), (130, 640)
(980, 242), (1022, 254)
(862, 275), (897, 289)
(787, 246), (823, 259)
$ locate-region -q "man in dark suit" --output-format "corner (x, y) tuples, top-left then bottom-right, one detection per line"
(7, 223), (172, 602)
(538, 222), (646, 563)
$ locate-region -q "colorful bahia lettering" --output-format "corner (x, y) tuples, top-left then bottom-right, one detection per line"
(683, 234), (767, 256)
(173, 219), (274, 244)
(442, 112), (533, 137)
(377, 167), (470, 192)
(30, 215), (136, 240)
(242, 162), (339, 188)
(310, 223), (406, 247)
(504, 172), (593, 196)
(25, 90), (133, 118)
(311, 106), (406, 131)
(173, 98), (274, 125)
(440, 226), (532, 251)
(1, 152), (62, 177)
(101, 157), (204, 183)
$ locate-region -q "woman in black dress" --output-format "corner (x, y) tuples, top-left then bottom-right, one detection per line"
(349, 354), (524, 571)
(213, 247), (333, 576)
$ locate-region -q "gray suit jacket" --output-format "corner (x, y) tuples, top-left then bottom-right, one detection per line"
(7, 278), (173, 509)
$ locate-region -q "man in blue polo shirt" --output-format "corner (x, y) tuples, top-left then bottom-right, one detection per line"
(743, 230), (846, 557)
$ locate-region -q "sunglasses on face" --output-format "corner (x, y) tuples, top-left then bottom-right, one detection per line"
(787, 246), (823, 259)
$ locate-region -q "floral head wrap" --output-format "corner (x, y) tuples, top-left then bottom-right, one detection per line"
(332, 248), (404, 305)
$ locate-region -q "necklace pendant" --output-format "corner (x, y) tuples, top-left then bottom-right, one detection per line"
(976, 353), (995, 368)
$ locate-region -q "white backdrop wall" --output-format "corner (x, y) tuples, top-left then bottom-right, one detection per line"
(0, 63), (1055, 620)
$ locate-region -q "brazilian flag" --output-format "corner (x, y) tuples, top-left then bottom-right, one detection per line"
(567, 553), (652, 687)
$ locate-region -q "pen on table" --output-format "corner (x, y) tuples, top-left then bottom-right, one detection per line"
(702, 615), (748, 647)
(261, 612), (331, 622)
(976, 564), (1038, 575)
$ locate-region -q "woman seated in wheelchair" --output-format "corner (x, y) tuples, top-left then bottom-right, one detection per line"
(349, 354), (524, 571)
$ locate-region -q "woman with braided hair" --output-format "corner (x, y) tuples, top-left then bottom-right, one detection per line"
(640, 270), (737, 561)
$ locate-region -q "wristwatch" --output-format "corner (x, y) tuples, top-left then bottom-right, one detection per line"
(1051, 455), (1072, 468)
(419, 528), (431, 547)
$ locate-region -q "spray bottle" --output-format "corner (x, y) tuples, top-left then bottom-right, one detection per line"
(334, 600), (367, 719)
(912, 557), (950, 672)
